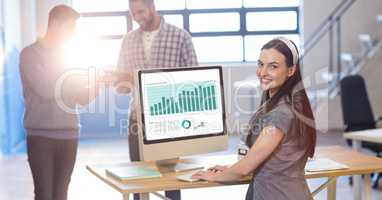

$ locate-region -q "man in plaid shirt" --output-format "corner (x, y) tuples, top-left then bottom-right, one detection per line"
(115, 0), (198, 199)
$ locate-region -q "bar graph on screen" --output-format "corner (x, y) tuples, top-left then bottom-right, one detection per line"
(147, 81), (218, 116)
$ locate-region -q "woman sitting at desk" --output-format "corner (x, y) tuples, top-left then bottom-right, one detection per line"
(192, 37), (317, 200)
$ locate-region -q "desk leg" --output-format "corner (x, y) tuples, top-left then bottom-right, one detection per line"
(364, 174), (371, 200)
(123, 194), (129, 200)
(123, 193), (149, 200)
(327, 177), (337, 200)
(139, 193), (150, 200)
(353, 140), (362, 200)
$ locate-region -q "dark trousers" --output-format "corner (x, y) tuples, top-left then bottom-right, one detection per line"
(27, 135), (78, 200)
(129, 112), (181, 200)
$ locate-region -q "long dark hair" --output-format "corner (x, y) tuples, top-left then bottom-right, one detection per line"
(245, 38), (316, 158)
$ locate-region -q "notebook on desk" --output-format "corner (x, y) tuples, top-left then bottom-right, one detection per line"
(105, 166), (162, 182)
(305, 158), (349, 172)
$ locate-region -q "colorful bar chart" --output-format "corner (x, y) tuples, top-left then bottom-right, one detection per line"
(147, 81), (218, 116)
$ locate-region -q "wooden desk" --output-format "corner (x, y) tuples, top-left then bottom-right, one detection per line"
(86, 146), (382, 200)
(344, 129), (382, 199)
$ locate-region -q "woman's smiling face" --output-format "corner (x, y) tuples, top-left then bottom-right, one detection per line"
(256, 48), (296, 97)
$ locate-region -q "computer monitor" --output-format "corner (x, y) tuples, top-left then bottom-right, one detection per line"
(136, 65), (228, 171)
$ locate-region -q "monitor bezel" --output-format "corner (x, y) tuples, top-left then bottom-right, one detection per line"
(138, 66), (227, 145)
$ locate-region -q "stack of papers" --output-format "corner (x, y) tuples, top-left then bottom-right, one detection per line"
(305, 158), (349, 172)
(106, 166), (162, 182)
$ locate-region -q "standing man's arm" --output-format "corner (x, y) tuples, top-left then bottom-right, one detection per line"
(181, 32), (198, 66)
(68, 73), (100, 106)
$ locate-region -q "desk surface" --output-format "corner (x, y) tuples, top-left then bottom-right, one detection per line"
(343, 128), (382, 143)
(86, 146), (382, 194)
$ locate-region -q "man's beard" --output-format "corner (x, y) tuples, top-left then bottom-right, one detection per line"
(140, 15), (155, 31)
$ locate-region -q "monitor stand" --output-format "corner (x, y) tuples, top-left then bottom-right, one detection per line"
(155, 158), (204, 173)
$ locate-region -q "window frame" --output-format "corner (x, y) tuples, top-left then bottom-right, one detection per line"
(78, 6), (300, 62)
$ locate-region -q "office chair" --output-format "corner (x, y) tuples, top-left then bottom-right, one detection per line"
(340, 74), (382, 188)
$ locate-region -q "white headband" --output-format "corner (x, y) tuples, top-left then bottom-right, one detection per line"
(275, 37), (299, 65)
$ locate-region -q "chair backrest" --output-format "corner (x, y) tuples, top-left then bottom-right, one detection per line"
(340, 75), (376, 131)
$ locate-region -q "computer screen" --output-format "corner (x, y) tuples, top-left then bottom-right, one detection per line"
(136, 66), (228, 163)
(138, 66), (226, 144)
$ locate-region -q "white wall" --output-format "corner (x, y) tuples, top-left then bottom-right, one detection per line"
(35, 0), (71, 38)
(0, 0), (5, 155)
(0, 0), (4, 66)
(303, 0), (382, 131)
(20, 0), (36, 47)
(17, 0), (71, 47)
(3, 0), (22, 50)
(359, 47), (382, 121)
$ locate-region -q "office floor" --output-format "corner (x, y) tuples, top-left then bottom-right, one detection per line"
(0, 131), (381, 200)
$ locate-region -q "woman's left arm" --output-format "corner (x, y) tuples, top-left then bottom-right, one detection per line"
(192, 126), (284, 182)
